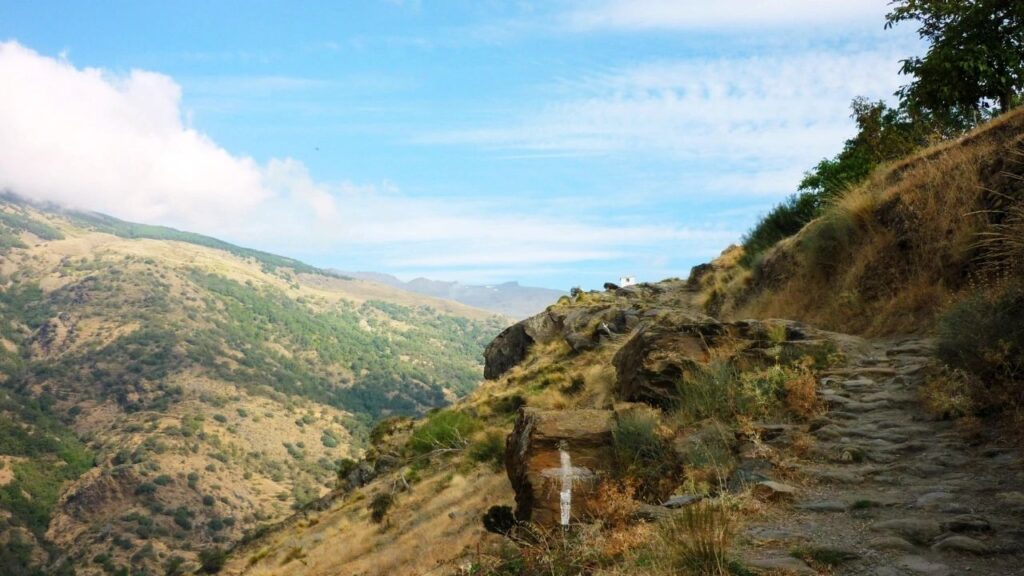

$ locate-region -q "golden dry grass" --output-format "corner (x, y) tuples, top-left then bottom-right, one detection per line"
(699, 107), (1024, 336)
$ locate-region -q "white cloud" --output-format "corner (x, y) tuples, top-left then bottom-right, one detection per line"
(0, 41), (730, 280)
(568, 0), (892, 31)
(0, 41), (271, 230)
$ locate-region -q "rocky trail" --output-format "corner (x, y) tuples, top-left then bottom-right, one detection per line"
(738, 336), (1024, 575)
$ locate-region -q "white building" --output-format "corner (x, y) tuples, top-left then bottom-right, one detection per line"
(619, 276), (637, 287)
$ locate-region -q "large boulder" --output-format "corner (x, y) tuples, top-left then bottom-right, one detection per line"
(613, 315), (725, 407)
(484, 312), (562, 379)
(613, 316), (822, 407)
(505, 408), (616, 526)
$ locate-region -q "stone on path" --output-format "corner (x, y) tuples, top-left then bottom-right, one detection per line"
(868, 536), (918, 551)
(871, 519), (943, 545)
(745, 556), (817, 575)
(931, 534), (992, 555)
(897, 555), (951, 576)
(752, 481), (798, 502)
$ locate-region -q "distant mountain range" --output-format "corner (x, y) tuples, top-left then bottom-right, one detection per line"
(339, 271), (565, 319)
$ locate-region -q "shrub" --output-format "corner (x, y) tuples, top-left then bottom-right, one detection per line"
(369, 492), (393, 523)
(675, 362), (740, 424)
(407, 410), (481, 455)
(482, 505), (517, 535)
(612, 411), (677, 501)
(198, 547), (227, 574)
(172, 506), (193, 530)
(741, 192), (821, 267)
(468, 430), (506, 469)
(320, 431), (339, 448)
(490, 394), (526, 415)
(153, 474), (173, 486)
(202, 495), (215, 507)
(134, 482), (157, 496)
(938, 286), (1024, 415)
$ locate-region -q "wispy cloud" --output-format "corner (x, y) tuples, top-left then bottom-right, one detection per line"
(418, 46), (908, 208)
(566, 0), (892, 31)
(421, 50), (905, 161)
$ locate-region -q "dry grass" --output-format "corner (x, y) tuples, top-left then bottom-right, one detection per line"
(782, 360), (822, 420)
(651, 501), (735, 576)
(699, 108), (1024, 337)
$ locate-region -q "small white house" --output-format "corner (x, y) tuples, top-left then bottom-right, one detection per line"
(619, 276), (637, 287)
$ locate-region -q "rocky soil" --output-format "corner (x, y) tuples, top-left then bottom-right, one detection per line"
(737, 337), (1024, 575)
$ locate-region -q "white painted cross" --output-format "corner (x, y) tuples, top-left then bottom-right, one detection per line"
(559, 444), (573, 527)
(540, 440), (598, 528)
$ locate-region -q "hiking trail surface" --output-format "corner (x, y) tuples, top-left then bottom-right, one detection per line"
(739, 335), (1024, 576)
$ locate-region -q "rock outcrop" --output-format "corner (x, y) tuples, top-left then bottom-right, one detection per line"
(505, 408), (616, 526)
(484, 311), (562, 379)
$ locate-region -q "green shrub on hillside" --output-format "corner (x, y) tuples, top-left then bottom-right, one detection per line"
(674, 362), (741, 424)
(468, 430), (506, 470)
(407, 410), (481, 455)
(740, 192), (820, 267)
(612, 411), (677, 500)
(741, 98), (929, 266)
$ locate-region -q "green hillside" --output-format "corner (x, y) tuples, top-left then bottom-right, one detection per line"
(0, 194), (506, 575)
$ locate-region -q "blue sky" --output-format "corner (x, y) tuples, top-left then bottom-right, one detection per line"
(0, 1), (921, 289)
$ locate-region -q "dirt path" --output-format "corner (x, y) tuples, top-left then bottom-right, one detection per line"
(738, 337), (1024, 576)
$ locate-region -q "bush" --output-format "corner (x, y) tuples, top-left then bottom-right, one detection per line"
(741, 192), (821, 267)
(198, 547), (227, 574)
(369, 492), (393, 523)
(321, 431), (339, 448)
(202, 495), (216, 507)
(468, 430), (505, 469)
(612, 411), (677, 501)
(675, 362), (740, 424)
(938, 286), (1024, 409)
(407, 410), (481, 455)
(134, 482), (157, 496)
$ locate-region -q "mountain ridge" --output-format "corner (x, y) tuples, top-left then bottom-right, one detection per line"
(340, 271), (565, 319)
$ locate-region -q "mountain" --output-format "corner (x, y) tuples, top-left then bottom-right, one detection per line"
(341, 271), (565, 319)
(225, 109), (1024, 576)
(0, 193), (507, 575)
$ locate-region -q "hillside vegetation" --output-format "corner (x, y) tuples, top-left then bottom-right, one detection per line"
(0, 194), (505, 575)
(226, 104), (1024, 576)
(692, 109), (1024, 432)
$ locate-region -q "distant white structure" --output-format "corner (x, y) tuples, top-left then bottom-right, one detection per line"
(619, 276), (637, 287)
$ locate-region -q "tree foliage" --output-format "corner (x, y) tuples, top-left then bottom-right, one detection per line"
(741, 99), (926, 265)
(886, 0), (1024, 118)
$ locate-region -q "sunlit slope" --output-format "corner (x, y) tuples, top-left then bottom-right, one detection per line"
(0, 194), (506, 575)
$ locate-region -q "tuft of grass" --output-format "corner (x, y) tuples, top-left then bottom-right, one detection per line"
(675, 362), (740, 424)
(654, 502), (740, 576)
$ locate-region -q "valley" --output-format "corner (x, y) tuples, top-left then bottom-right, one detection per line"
(0, 195), (506, 575)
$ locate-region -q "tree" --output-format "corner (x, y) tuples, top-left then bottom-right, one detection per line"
(799, 98), (925, 199)
(886, 0), (1024, 118)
